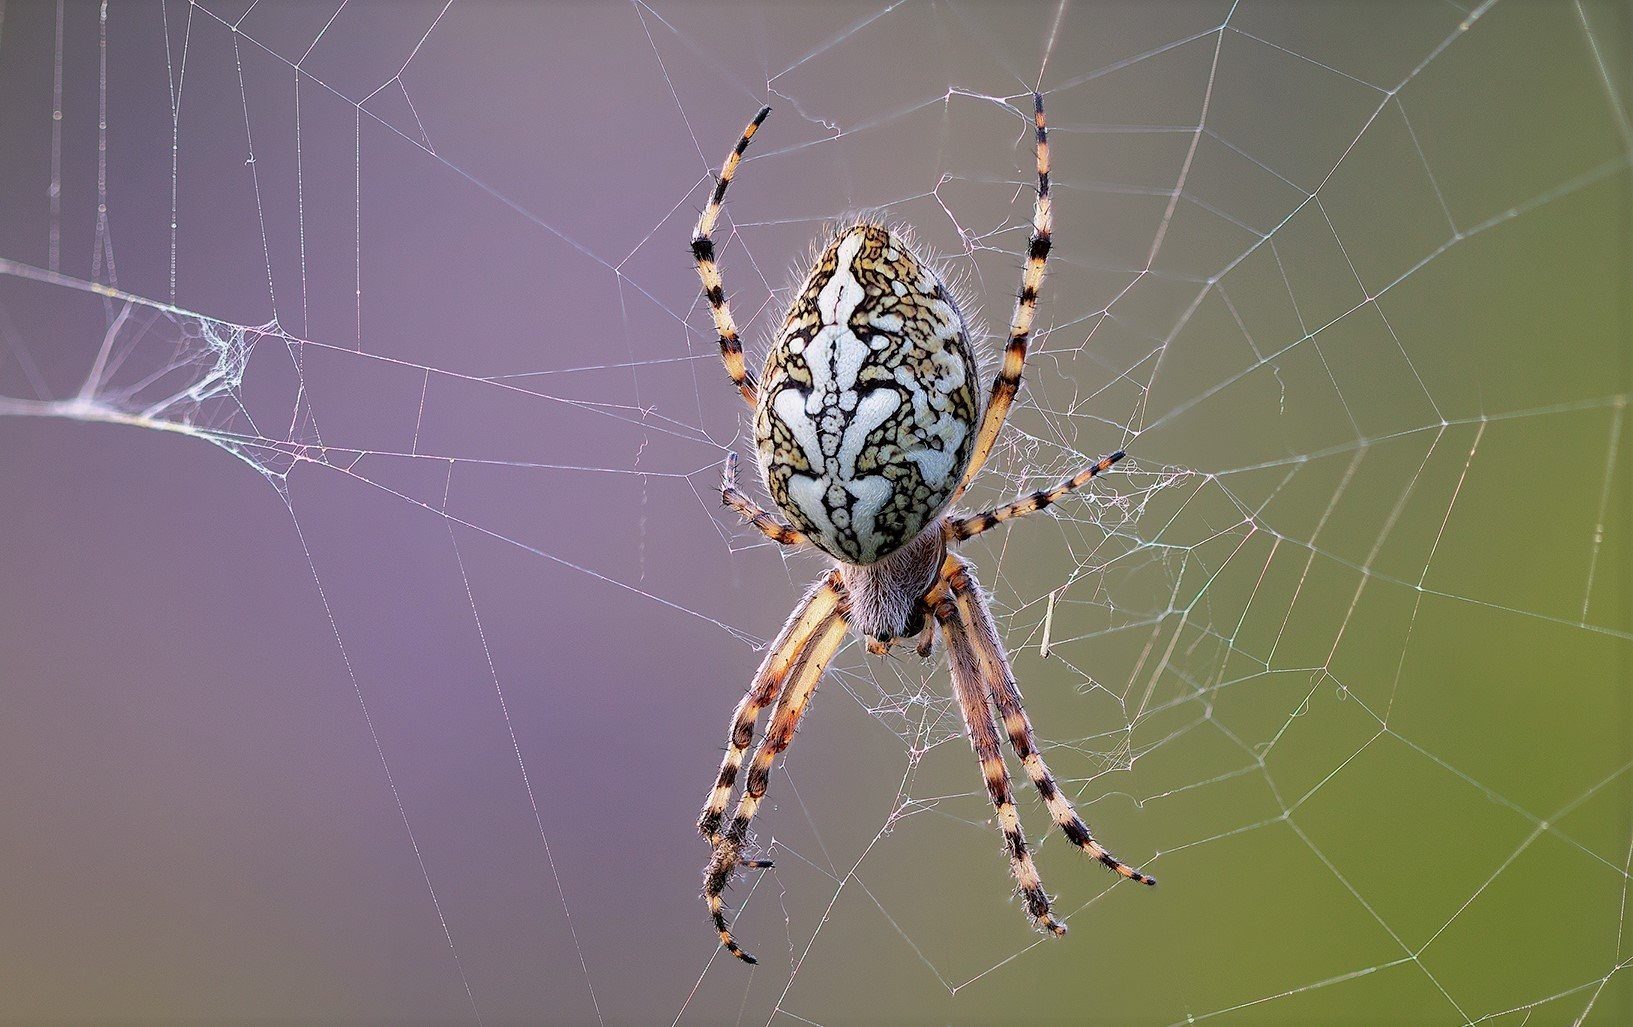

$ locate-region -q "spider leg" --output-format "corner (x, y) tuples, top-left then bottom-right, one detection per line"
(954, 93), (1052, 500)
(704, 575), (850, 964)
(945, 560), (1156, 886)
(949, 451), (1125, 542)
(933, 566), (1066, 937)
(722, 452), (807, 547)
(693, 106), (771, 408)
(913, 617), (936, 658)
(698, 570), (842, 843)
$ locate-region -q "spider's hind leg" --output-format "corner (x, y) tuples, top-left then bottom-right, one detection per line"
(694, 107), (772, 408)
(953, 92), (1053, 500)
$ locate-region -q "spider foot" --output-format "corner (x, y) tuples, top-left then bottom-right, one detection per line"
(1087, 844), (1157, 886)
(722, 935), (758, 965)
(704, 846), (761, 963)
(1022, 886), (1067, 936)
(706, 892), (759, 965)
(1024, 900), (1067, 937)
(1064, 821), (1158, 885)
(740, 858), (773, 869)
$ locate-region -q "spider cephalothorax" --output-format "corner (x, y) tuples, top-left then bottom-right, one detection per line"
(692, 96), (1153, 966)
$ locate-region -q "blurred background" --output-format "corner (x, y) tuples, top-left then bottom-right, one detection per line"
(0, 1), (1628, 1023)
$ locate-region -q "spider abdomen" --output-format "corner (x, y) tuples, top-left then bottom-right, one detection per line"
(755, 223), (980, 565)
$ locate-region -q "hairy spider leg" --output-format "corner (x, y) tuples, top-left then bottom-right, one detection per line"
(950, 451), (1125, 541)
(721, 451), (807, 547)
(945, 560), (1156, 886)
(698, 571), (843, 843)
(935, 568), (1067, 936)
(703, 575), (850, 964)
(693, 106), (772, 408)
(955, 93), (1052, 499)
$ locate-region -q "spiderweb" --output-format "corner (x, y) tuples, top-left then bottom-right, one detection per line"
(1, 1), (1628, 1022)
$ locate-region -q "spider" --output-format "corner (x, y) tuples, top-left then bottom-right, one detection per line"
(691, 94), (1154, 966)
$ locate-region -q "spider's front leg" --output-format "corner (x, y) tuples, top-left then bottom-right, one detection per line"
(701, 572), (851, 964)
(944, 560), (1156, 887)
(933, 567), (1066, 937)
(698, 571), (841, 843)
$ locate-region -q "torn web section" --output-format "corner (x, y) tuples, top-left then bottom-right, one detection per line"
(0, 275), (278, 473)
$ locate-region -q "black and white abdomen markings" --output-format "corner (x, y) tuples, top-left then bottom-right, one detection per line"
(755, 224), (981, 565)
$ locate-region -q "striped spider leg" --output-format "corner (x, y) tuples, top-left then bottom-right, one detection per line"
(692, 107), (772, 408)
(699, 572), (850, 965)
(948, 450), (1126, 542)
(931, 555), (1066, 934)
(953, 91), (1054, 502)
(695, 92), (1151, 966)
(720, 451), (807, 547)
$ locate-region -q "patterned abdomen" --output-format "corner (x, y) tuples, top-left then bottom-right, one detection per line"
(755, 223), (980, 565)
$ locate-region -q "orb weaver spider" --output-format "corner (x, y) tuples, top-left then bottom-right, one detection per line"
(692, 94), (1154, 966)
